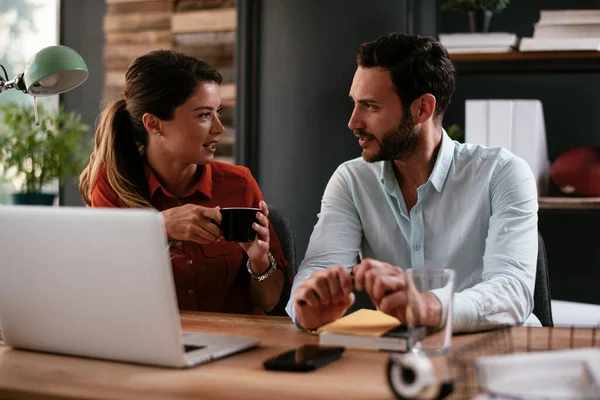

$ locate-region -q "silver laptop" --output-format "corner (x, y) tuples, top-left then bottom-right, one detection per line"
(0, 206), (259, 368)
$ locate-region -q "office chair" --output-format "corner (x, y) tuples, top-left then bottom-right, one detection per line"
(268, 205), (297, 277)
(266, 205), (297, 316)
(534, 231), (554, 327)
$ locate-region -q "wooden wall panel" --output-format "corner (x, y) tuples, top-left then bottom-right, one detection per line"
(102, 0), (237, 163)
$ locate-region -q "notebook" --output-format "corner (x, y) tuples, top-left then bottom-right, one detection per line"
(318, 309), (427, 352)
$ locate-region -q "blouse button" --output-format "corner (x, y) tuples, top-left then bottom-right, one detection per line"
(187, 259), (193, 265)
(188, 289), (194, 295)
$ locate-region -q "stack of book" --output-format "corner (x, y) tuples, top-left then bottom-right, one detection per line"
(520, 9), (600, 51)
(438, 32), (519, 54)
(318, 309), (426, 352)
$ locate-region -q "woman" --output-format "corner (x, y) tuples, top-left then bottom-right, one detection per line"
(80, 50), (290, 315)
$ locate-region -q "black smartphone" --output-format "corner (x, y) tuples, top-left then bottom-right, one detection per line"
(263, 344), (345, 372)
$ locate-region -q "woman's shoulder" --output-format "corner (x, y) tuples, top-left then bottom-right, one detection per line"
(90, 165), (126, 208)
(209, 160), (251, 181)
(92, 165), (110, 188)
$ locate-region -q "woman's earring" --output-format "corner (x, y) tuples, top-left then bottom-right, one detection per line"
(156, 131), (162, 137)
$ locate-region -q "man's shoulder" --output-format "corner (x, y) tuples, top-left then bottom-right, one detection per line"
(454, 142), (521, 169)
(453, 142), (533, 187)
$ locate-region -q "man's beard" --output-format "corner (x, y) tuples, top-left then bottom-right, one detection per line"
(357, 113), (420, 163)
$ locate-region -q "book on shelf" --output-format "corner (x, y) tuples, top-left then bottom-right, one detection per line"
(447, 46), (514, 54)
(533, 23), (600, 39)
(538, 196), (600, 209)
(438, 32), (519, 48)
(537, 9), (600, 26)
(317, 309), (426, 352)
(520, 9), (600, 51)
(520, 37), (600, 52)
(439, 33), (519, 55)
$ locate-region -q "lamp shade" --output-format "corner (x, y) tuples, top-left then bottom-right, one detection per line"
(23, 45), (88, 96)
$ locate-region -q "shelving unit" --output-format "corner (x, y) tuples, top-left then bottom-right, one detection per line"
(450, 50), (600, 210)
(450, 51), (600, 73)
(538, 196), (600, 210)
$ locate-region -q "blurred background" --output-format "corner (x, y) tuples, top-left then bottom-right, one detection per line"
(2, 0), (599, 312)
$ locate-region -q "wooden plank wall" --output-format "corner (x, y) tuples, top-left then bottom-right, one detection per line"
(103, 0), (237, 164)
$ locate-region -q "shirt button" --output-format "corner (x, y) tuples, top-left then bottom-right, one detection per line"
(188, 289), (194, 295)
(187, 259), (193, 265)
(414, 244), (421, 250)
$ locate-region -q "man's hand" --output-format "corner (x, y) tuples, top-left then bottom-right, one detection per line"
(353, 259), (442, 327)
(161, 204), (222, 244)
(293, 266), (355, 330)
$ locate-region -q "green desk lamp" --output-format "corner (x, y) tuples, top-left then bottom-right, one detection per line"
(0, 45), (88, 123)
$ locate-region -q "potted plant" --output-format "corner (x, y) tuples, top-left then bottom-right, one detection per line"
(441, 0), (512, 33)
(446, 124), (464, 143)
(0, 102), (90, 205)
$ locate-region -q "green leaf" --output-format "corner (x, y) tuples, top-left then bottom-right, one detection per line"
(446, 124), (464, 143)
(0, 102), (91, 193)
(441, 0), (511, 13)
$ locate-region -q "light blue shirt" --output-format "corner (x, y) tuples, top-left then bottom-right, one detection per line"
(286, 131), (540, 332)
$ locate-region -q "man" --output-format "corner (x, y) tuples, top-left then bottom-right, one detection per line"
(286, 33), (540, 332)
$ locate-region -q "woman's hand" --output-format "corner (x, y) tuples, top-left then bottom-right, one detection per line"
(161, 204), (222, 244)
(240, 201), (270, 269)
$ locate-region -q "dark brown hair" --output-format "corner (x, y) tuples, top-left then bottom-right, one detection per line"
(357, 33), (456, 123)
(80, 50), (222, 207)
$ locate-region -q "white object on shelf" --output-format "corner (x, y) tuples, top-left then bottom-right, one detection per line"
(520, 37), (600, 51)
(533, 23), (600, 39)
(438, 32), (518, 48)
(465, 99), (549, 195)
(487, 100), (513, 151)
(537, 9), (600, 26)
(446, 47), (514, 54)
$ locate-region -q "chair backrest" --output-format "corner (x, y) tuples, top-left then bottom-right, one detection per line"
(268, 205), (297, 277)
(534, 231), (554, 327)
(266, 205), (297, 316)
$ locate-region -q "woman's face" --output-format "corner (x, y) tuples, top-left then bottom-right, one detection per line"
(157, 82), (224, 165)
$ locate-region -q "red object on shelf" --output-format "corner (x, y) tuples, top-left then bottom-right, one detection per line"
(549, 146), (600, 196)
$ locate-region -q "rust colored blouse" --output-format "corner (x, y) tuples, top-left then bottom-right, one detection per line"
(91, 161), (291, 315)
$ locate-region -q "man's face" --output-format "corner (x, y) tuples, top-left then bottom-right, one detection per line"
(348, 67), (419, 163)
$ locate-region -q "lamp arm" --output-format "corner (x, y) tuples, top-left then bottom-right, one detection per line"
(0, 72), (27, 94)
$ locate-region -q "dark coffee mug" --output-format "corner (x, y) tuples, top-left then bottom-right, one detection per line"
(219, 207), (260, 242)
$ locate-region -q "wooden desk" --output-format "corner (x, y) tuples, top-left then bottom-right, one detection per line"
(0, 312), (390, 399)
(0, 313), (596, 400)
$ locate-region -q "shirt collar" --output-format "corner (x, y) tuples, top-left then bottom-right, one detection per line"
(378, 128), (454, 193)
(146, 163), (213, 200)
(429, 129), (454, 193)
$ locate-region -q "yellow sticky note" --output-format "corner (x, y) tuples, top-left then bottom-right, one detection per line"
(318, 309), (401, 337)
